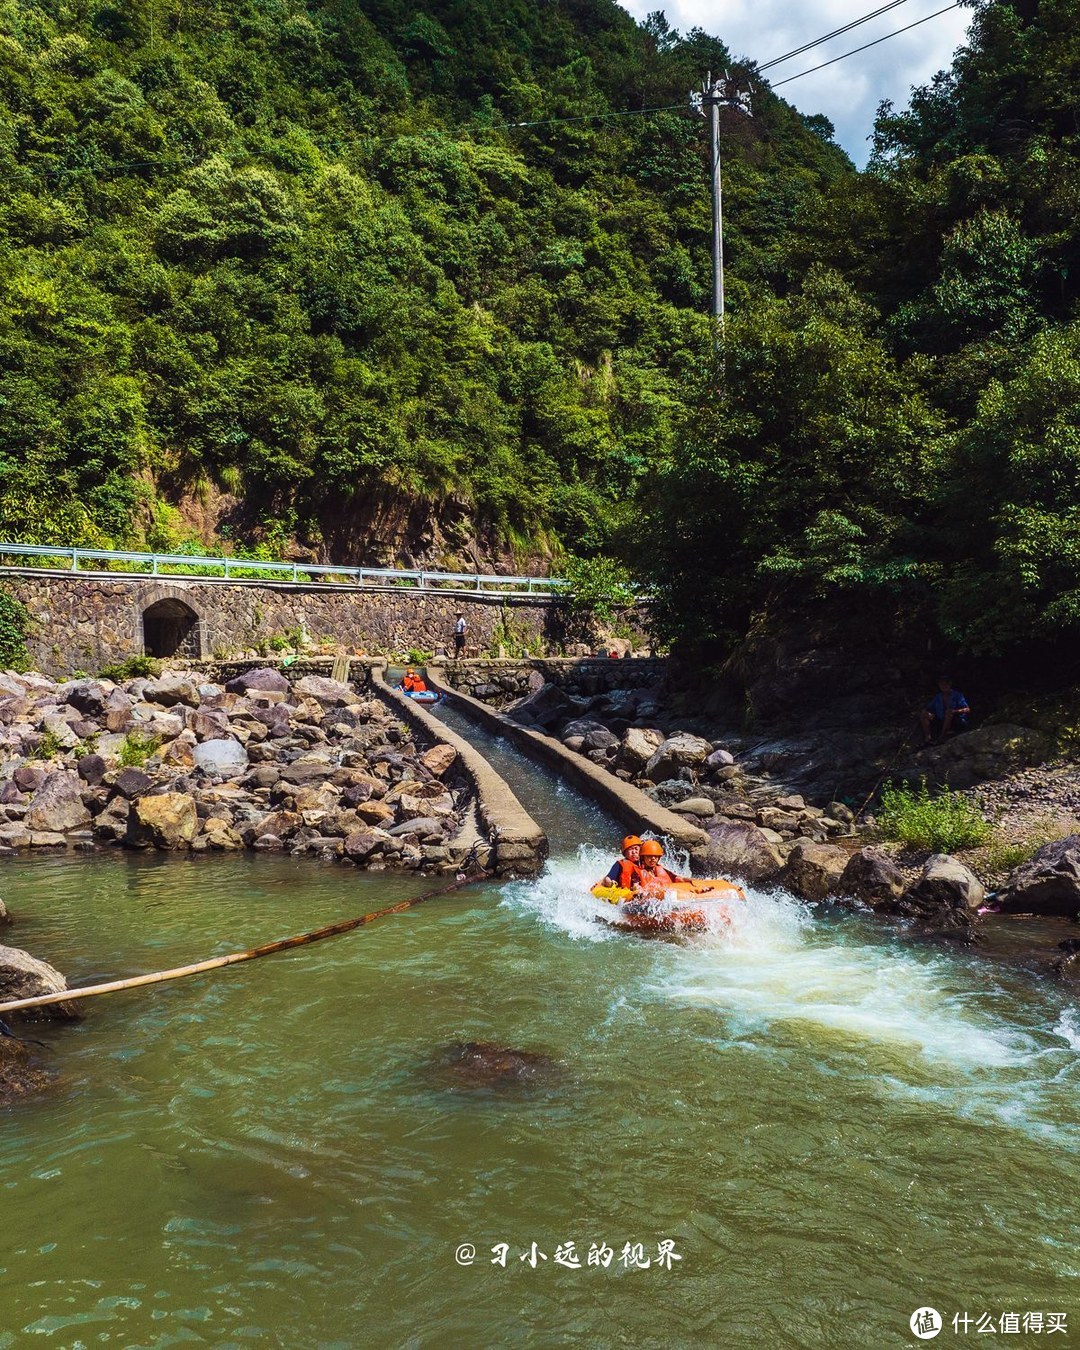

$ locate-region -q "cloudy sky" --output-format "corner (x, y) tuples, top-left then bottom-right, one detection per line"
(619, 0), (974, 164)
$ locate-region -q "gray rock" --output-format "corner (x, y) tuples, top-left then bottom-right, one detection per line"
(996, 835), (1080, 917)
(778, 841), (849, 903)
(0, 943), (78, 1020)
(827, 801), (856, 825)
(26, 772), (91, 833)
(644, 733), (714, 782)
(293, 675), (355, 706)
(59, 680), (110, 718)
(582, 727), (619, 753)
(615, 727), (664, 773)
(668, 796), (716, 817)
(192, 739), (249, 777)
(113, 767), (152, 799)
(142, 674), (200, 708)
(0, 823), (30, 848)
(837, 847), (906, 908)
(509, 683), (571, 730)
(76, 754), (108, 786)
(904, 854), (985, 917)
(226, 667), (291, 695)
(646, 779), (696, 808)
(700, 822), (783, 886)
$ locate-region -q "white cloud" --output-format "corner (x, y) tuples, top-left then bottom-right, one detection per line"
(619, 0), (973, 165)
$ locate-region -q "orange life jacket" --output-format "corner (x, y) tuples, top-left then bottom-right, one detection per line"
(612, 858), (647, 889)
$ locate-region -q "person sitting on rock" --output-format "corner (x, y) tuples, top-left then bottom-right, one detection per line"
(638, 839), (689, 889)
(921, 675), (971, 744)
(598, 835), (646, 892)
(401, 668), (427, 694)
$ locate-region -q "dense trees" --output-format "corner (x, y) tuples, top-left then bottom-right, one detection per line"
(648, 0), (1080, 664)
(0, 0), (848, 565)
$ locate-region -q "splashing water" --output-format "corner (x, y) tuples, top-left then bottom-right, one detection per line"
(502, 844), (1080, 1145)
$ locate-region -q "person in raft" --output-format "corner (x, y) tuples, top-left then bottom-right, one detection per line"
(638, 839), (689, 887)
(401, 668), (428, 694)
(599, 836), (647, 890)
(921, 675), (971, 744)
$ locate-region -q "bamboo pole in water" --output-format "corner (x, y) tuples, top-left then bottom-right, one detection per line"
(0, 869), (486, 1017)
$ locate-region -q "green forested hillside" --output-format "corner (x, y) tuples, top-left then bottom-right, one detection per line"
(0, 0), (849, 565)
(649, 0), (1080, 664)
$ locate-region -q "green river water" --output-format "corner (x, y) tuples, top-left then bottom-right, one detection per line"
(0, 729), (1078, 1348)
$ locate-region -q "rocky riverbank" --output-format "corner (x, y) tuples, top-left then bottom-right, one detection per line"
(502, 677), (1080, 948)
(0, 667), (470, 870)
(0, 663), (481, 1101)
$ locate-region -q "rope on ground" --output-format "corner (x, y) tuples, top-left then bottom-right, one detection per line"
(0, 862), (489, 1018)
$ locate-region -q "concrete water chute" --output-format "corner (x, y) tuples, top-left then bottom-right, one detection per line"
(141, 597), (201, 658)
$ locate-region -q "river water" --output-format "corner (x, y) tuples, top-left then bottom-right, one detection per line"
(0, 726), (1077, 1346)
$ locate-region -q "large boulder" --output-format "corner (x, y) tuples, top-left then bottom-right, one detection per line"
(779, 841), (849, 903)
(142, 674), (200, 708)
(58, 679), (111, 719)
(837, 847), (906, 909)
(293, 675), (355, 706)
(192, 738), (249, 777)
(699, 821), (783, 887)
(420, 744), (457, 778)
(76, 753), (108, 787)
(129, 793), (199, 849)
(902, 854), (985, 918)
(225, 667), (290, 695)
(508, 682), (571, 730)
(0, 943), (78, 1020)
(26, 773), (91, 833)
(995, 836), (1080, 917)
(920, 723), (1052, 790)
(615, 727), (664, 773)
(668, 797), (716, 817)
(644, 734), (713, 783)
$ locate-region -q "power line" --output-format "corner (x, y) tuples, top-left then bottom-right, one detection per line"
(771, 2), (962, 88)
(506, 102), (684, 130)
(759, 0), (914, 70)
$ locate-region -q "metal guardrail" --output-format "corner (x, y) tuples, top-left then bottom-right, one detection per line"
(0, 541), (567, 598)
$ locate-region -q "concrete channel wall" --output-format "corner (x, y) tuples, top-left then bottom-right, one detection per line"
(424, 667), (710, 859)
(369, 663), (548, 880)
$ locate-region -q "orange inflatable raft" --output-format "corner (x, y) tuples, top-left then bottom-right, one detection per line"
(590, 879), (746, 935)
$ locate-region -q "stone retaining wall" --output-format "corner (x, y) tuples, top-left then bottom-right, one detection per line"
(442, 657), (666, 706)
(3, 573), (565, 679)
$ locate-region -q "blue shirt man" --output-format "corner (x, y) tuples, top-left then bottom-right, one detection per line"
(922, 677), (971, 744)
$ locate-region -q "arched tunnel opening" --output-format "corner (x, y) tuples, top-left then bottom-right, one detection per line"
(142, 598), (201, 658)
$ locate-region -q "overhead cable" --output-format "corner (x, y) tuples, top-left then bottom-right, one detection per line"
(771, 2), (962, 88)
(760, 0), (914, 69)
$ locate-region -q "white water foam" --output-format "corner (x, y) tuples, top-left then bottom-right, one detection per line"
(504, 847), (1032, 1069)
(504, 846), (1080, 1146)
(1055, 1007), (1080, 1052)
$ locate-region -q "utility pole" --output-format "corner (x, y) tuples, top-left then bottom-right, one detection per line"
(691, 73), (754, 342)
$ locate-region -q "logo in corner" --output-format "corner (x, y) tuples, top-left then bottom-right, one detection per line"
(910, 1308), (943, 1340)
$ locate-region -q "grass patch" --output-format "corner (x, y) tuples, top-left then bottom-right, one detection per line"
(99, 654), (161, 682)
(118, 730), (162, 767)
(978, 816), (1080, 875)
(877, 779), (992, 853)
(28, 729), (67, 761)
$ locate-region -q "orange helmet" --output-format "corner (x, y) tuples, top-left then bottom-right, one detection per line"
(621, 835), (643, 854)
(640, 840), (664, 858)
